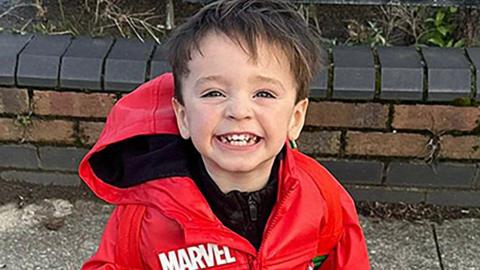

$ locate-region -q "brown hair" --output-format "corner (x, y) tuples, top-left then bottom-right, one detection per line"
(167, 0), (322, 104)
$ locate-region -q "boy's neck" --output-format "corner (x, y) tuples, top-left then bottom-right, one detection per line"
(201, 157), (276, 194)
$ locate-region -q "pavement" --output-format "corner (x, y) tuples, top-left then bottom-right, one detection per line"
(0, 198), (479, 270)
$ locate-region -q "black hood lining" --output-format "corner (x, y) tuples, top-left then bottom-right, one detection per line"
(89, 134), (286, 190)
(89, 134), (195, 188)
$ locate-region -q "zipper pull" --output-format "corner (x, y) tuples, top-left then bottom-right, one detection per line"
(248, 196), (258, 222)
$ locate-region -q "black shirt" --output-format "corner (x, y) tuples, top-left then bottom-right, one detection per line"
(190, 151), (281, 250)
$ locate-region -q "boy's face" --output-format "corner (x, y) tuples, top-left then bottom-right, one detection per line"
(173, 32), (308, 183)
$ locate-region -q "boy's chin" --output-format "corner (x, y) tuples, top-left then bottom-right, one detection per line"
(213, 158), (275, 175)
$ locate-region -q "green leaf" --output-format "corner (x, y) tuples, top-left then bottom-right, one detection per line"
(431, 31), (444, 41)
(419, 31), (434, 44)
(428, 36), (445, 47)
(437, 26), (449, 36)
(435, 10), (445, 27)
(446, 40), (453, 47)
(454, 39), (465, 48)
(449, 7), (458, 13)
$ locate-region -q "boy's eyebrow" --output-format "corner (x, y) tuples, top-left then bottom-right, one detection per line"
(194, 75), (227, 88)
(194, 75), (286, 91)
(250, 75), (286, 91)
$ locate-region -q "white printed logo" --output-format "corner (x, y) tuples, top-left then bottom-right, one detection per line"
(158, 243), (237, 270)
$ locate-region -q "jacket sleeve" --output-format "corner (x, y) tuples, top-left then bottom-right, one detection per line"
(81, 206), (124, 270)
(320, 187), (371, 270)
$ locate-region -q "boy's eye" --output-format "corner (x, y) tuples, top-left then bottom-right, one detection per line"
(201, 90), (225, 98)
(254, 90), (275, 99)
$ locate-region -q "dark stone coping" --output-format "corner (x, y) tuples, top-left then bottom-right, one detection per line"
(0, 33), (479, 102)
(377, 46), (423, 101)
(333, 45), (375, 100)
(466, 48), (480, 100)
(422, 47), (472, 101)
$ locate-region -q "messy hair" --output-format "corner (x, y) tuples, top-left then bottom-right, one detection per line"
(167, 0), (323, 104)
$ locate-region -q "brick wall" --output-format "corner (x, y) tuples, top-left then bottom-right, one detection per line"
(1, 33), (479, 206)
(0, 87), (108, 186)
(299, 102), (480, 207)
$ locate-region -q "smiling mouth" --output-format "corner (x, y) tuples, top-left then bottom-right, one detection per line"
(216, 133), (261, 146)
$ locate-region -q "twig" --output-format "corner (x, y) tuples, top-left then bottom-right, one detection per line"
(0, 3), (42, 19)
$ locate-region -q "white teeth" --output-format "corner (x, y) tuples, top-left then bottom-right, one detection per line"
(218, 133), (259, 146)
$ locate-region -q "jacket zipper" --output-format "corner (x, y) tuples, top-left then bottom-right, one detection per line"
(254, 181), (298, 268)
(248, 195), (258, 222)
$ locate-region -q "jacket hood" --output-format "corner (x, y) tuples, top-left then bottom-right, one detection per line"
(79, 73), (188, 203)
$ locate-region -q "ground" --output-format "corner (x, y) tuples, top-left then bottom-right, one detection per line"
(1, 188), (480, 269)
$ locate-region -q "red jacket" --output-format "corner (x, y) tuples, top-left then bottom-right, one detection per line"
(79, 73), (370, 269)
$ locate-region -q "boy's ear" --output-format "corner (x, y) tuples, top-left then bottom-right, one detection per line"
(287, 98), (309, 141)
(171, 98), (191, 139)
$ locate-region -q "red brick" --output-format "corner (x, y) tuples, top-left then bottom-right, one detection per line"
(346, 131), (429, 157)
(0, 118), (23, 141)
(393, 104), (480, 132)
(306, 102), (388, 129)
(25, 119), (75, 143)
(0, 88), (29, 114)
(297, 131), (341, 155)
(440, 135), (480, 160)
(33, 91), (116, 118)
(79, 121), (105, 145)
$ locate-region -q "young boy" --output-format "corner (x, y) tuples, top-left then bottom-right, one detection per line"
(79, 0), (370, 269)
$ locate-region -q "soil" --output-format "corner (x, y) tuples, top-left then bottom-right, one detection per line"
(357, 201), (480, 224)
(0, 2), (385, 43)
(1, 1), (477, 45)
(0, 178), (100, 207)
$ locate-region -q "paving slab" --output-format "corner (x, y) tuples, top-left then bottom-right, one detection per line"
(377, 46), (423, 101)
(422, 47), (471, 101)
(0, 33), (33, 86)
(466, 48), (480, 101)
(104, 38), (155, 92)
(332, 46), (375, 99)
(150, 44), (171, 80)
(60, 37), (114, 90)
(435, 219), (480, 270)
(17, 35), (72, 88)
(0, 200), (113, 270)
(360, 217), (441, 270)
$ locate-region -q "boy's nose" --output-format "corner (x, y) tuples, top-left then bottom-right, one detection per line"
(225, 98), (253, 120)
